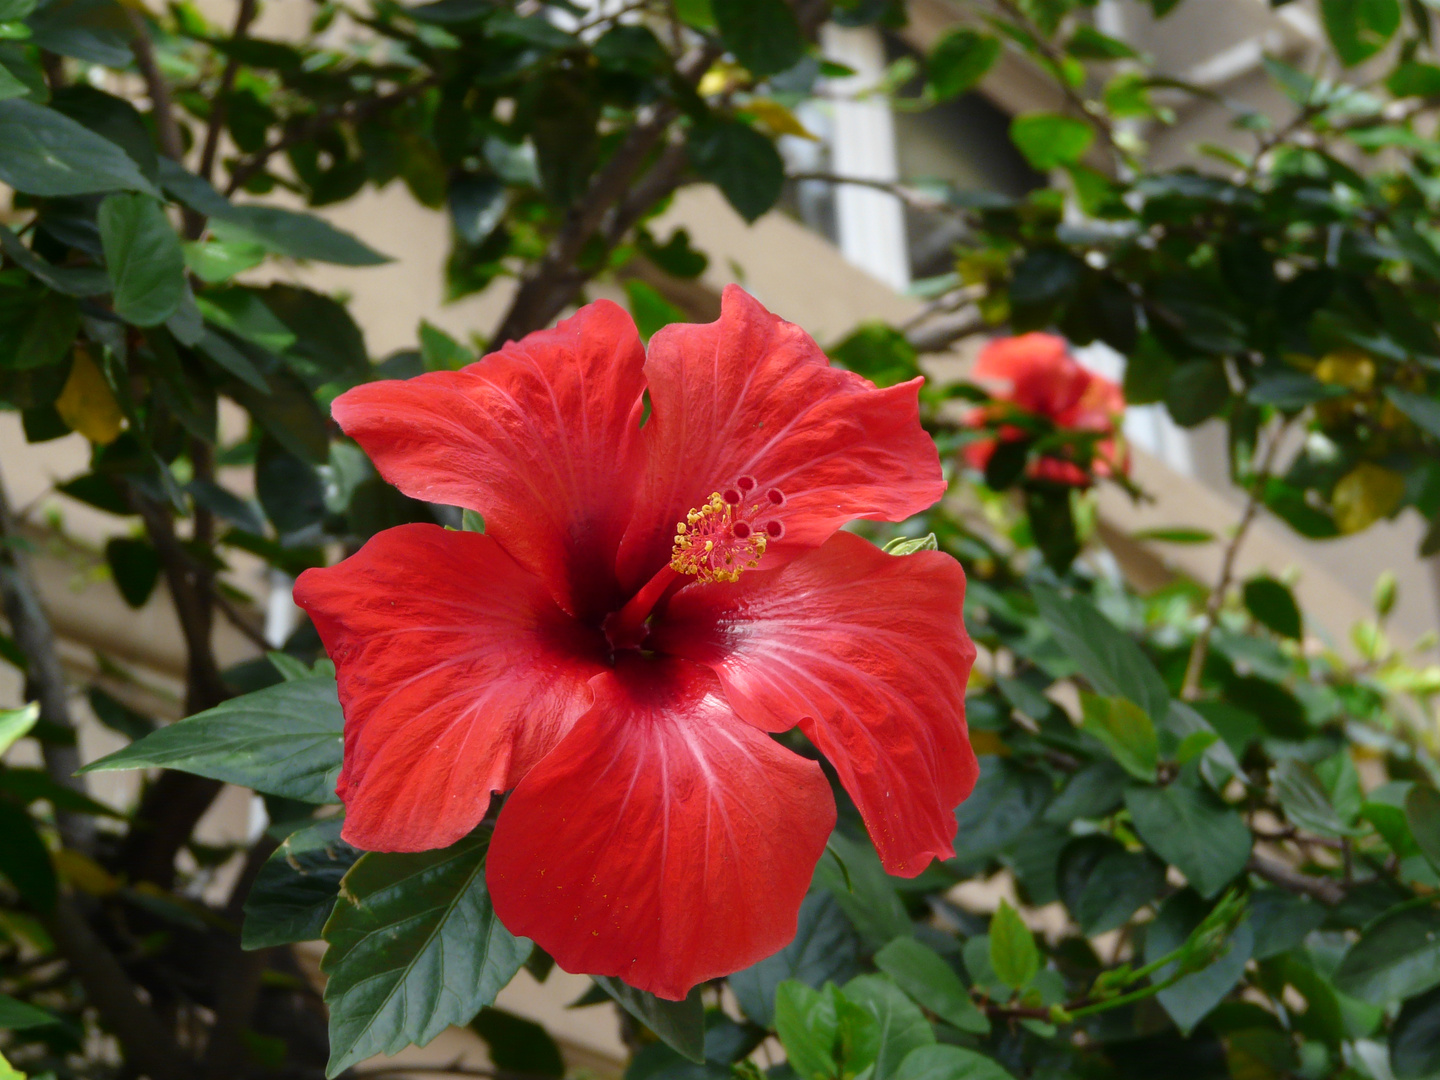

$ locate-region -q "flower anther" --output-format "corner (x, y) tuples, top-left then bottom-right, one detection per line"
(670, 479), (786, 583)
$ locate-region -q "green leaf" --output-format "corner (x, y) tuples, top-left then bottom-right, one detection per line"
(1031, 584), (1170, 724)
(687, 120), (784, 223)
(0, 98), (158, 196)
(104, 536), (160, 608)
(1242, 576), (1303, 639)
(158, 160), (389, 266)
(184, 239), (266, 284)
(1079, 693), (1158, 781)
(1321, 0), (1402, 65)
(321, 830), (530, 1076)
(1125, 782), (1251, 897)
(952, 759), (1051, 860)
(1058, 835), (1164, 936)
(0, 57), (25, 101)
(624, 279), (685, 343)
(0, 994), (58, 1029)
(593, 977), (704, 1063)
(0, 1050), (21, 1080)
(882, 533), (939, 556)
(1406, 786), (1440, 873)
(775, 980), (842, 1080)
(813, 831), (911, 948)
(0, 225), (108, 296)
(927, 30), (1000, 100)
(1274, 759), (1361, 838)
(1009, 113), (1094, 170)
(841, 975), (935, 1080)
(470, 1008), (564, 1078)
(1165, 360), (1230, 426)
(0, 289), (78, 372)
(81, 675), (343, 804)
(988, 901), (1039, 990)
(731, 892), (860, 1026)
(711, 0), (803, 77)
(1145, 889), (1253, 1034)
(242, 817), (360, 949)
(1334, 904), (1440, 1004)
(1388, 60), (1440, 96)
(874, 937), (989, 1035)
(893, 1045), (1016, 1080)
(1392, 985), (1440, 1080)
(1386, 387), (1440, 441)
(0, 702), (38, 756)
(0, 801), (56, 910)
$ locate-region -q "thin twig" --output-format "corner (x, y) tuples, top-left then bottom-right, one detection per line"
(127, 11), (186, 163)
(224, 76), (440, 196)
(1246, 853), (1346, 905)
(1180, 418), (1291, 700)
(0, 466), (94, 852)
(198, 0), (260, 184)
(786, 170), (949, 212)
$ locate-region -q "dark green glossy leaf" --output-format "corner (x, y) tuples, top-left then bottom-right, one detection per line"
(1335, 905), (1440, 1004)
(711, 0), (803, 77)
(81, 676), (343, 803)
(594, 977), (704, 1063)
(1125, 782), (1251, 898)
(0, 98), (157, 196)
(951, 760), (1051, 862)
(1392, 985), (1440, 1080)
(242, 817), (360, 949)
(687, 120), (784, 223)
(104, 536), (160, 608)
(893, 1045), (1015, 1080)
(814, 831), (911, 948)
(875, 937), (989, 1035)
(322, 830), (530, 1075)
(0, 994), (59, 1029)
(1145, 889), (1253, 1034)
(1079, 693), (1157, 781)
(1058, 835), (1164, 936)
(0, 801), (56, 910)
(1031, 584), (1170, 723)
(1321, 0), (1402, 65)
(470, 1008), (564, 1078)
(1406, 786), (1440, 873)
(1387, 387), (1440, 441)
(842, 975), (935, 1080)
(731, 891), (860, 1026)
(1242, 576), (1303, 639)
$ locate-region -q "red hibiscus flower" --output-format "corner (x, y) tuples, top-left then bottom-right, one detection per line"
(293, 286), (978, 1000)
(963, 332), (1127, 487)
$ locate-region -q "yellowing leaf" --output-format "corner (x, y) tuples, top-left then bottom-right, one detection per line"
(1315, 349), (1375, 392)
(743, 99), (818, 140)
(52, 849), (119, 897)
(55, 349), (125, 445)
(1332, 463), (1405, 534)
(698, 60), (746, 97)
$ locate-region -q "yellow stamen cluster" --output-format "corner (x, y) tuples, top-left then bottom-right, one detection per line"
(670, 492), (768, 584)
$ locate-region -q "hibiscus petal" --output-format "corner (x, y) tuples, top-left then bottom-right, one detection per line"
(617, 285), (945, 589)
(294, 524), (608, 852)
(973, 332), (1088, 419)
(486, 656), (834, 1000)
(330, 300), (646, 619)
(653, 530), (978, 877)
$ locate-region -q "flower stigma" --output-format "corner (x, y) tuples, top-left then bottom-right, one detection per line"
(670, 476), (786, 583)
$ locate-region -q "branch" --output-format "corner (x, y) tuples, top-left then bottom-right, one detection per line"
(43, 896), (191, 1080)
(1246, 853), (1346, 905)
(224, 76), (440, 196)
(127, 11), (186, 163)
(198, 0), (260, 184)
(0, 466), (94, 852)
(786, 170), (948, 212)
(490, 42), (721, 344)
(1180, 418), (1290, 699)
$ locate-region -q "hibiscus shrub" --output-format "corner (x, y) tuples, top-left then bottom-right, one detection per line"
(3, 3), (1440, 1080)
